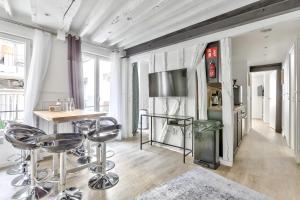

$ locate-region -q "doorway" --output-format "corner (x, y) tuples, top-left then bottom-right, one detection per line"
(250, 64), (282, 133)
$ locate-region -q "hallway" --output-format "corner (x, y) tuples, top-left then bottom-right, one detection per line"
(217, 119), (300, 200)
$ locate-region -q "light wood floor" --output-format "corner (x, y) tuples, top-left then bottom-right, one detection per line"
(0, 119), (299, 200)
(217, 119), (300, 200)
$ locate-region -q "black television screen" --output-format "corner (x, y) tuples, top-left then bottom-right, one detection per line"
(149, 68), (187, 97)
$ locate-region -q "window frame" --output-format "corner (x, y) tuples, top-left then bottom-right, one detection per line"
(0, 32), (31, 123)
(82, 52), (111, 112)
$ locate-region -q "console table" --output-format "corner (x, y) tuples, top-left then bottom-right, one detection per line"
(140, 113), (194, 163)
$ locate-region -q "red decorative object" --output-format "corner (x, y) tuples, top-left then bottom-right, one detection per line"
(206, 47), (218, 59)
(209, 62), (216, 78)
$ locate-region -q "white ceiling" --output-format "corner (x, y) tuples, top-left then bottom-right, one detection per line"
(0, 0), (259, 48)
(232, 17), (300, 66)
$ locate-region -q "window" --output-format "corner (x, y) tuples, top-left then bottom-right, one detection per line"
(0, 35), (27, 124)
(82, 53), (111, 113)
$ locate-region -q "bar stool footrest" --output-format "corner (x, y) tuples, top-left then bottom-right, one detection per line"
(88, 172), (119, 190)
(89, 160), (115, 173)
(50, 187), (82, 200)
(12, 182), (53, 200)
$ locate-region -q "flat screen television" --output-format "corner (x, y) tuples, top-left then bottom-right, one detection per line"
(149, 68), (187, 97)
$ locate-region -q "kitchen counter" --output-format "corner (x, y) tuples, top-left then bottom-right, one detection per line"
(208, 106), (222, 112)
(208, 105), (244, 112)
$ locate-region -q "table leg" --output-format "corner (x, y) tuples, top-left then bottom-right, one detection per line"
(36, 116), (40, 128)
(150, 117), (153, 146)
(53, 123), (59, 176)
(192, 118), (194, 157)
(183, 120), (186, 163)
(140, 115), (143, 150)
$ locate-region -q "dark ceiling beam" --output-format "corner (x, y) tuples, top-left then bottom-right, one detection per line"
(125, 0), (300, 57)
(250, 63), (282, 72)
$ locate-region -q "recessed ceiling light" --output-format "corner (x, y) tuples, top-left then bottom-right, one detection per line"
(261, 28), (272, 33)
(44, 13), (50, 16)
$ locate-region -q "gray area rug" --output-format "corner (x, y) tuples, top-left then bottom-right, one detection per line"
(135, 168), (271, 200)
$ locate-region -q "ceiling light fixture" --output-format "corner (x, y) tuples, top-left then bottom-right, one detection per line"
(261, 28), (272, 33)
(44, 13), (50, 16)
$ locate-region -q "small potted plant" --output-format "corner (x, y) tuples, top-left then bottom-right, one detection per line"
(0, 119), (5, 131)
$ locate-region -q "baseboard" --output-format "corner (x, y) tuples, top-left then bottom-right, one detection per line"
(220, 158), (233, 167)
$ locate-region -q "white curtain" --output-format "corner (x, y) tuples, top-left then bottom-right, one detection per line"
(109, 52), (124, 139)
(24, 30), (52, 126)
(191, 43), (207, 120)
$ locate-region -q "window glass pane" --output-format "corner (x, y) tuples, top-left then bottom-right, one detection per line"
(82, 55), (95, 111)
(99, 60), (111, 113)
(0, 37), (25, 125)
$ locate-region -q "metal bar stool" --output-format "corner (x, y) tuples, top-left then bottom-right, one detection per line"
(87, 117), (121, 190)
(5, 127), (53, 200)
(72, 120), (96, 164)
(5, 122), (48, 186)
(37, 133), (85, 200)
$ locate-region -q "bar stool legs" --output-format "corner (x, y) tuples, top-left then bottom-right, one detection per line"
(7, 150), (28, 175)
(89, 143), (115, 173)
(88, 142), (119, 190)
(53, 152), (82, 200)
(12, 150), (53, 200)
(77, 137), (93, 165)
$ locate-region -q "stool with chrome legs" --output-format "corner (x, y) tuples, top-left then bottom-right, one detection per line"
(87, 117), (121, 190)
(37, 133), (85, 200)
(72, 120), (96, 164)
(5, 122), (48, 187)
(6, 149), (29, 176)
(5, 127), (53, 199)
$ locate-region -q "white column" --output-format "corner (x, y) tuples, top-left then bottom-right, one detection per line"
(220, 38), (234, 166)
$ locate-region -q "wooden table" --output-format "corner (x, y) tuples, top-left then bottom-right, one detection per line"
(34, 109), (106, 175)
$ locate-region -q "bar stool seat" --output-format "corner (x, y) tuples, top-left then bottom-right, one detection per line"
(87, 124), (121, 143)
(5, 122), (49, 185)
(5, 128), (53, 200)
(87, 117), (121, 190)
(37, 133), (85, 200)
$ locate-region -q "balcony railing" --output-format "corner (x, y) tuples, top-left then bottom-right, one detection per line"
(0, 90), (24, 123)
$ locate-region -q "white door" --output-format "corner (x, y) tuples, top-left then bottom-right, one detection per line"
(290, 48), (296, 150)
(263, 73), (270, 123)
(282, 55), (290, 146)
(269, 70), (277, 129)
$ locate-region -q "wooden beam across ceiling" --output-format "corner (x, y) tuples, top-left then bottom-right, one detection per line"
(125, 0), (300, 57)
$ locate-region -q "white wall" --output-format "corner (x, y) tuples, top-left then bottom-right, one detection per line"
(129, 39), (234, 166)
(138, 62), (149, 110)
(251, 73), (264, 119)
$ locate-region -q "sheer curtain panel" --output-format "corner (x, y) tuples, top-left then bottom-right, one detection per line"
(109, 52), (124, 139)
(24, 30), (52, 125)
